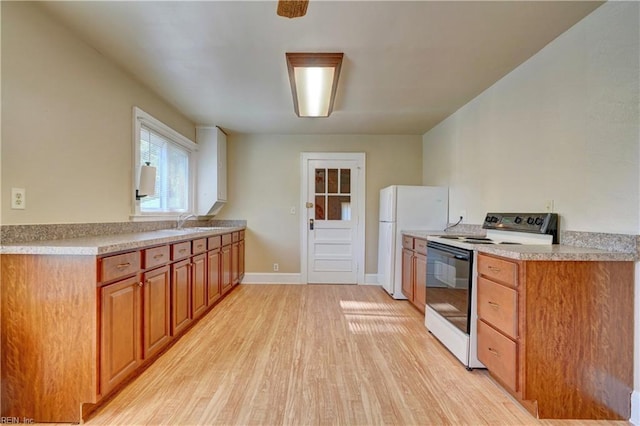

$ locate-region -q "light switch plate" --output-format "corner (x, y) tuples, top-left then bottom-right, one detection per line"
(11, 188), (26, 210)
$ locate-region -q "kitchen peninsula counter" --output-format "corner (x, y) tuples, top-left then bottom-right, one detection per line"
(401, 231), (637, 262)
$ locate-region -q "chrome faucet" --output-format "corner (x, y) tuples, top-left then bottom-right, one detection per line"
(176, 213), (196, 229)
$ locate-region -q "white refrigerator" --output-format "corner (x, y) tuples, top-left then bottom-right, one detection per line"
(377, 185), (448, 299)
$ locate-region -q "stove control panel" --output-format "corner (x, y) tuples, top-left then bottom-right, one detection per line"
(483, 213), (558, 242)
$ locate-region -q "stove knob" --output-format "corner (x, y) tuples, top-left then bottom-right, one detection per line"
(514, 216), (522, 224)
(526, 217), (535, 225)
(485, 215), (492, 224)
(534, 217), (543, 226)
(491, 216), (499, 223)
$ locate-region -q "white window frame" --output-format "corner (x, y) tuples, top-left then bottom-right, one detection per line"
(131, 107), (198, 221)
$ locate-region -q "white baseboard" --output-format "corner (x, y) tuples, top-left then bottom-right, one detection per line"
(631, 390), (639, 424)
(242, 272), (380, 286)
(242, 273), (302, 284)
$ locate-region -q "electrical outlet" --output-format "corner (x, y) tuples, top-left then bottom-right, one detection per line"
(273, 263), (279, 272)
(290, 207), (296, 215)
(11, 188), (26, 210)
(545, 200), (554, 212)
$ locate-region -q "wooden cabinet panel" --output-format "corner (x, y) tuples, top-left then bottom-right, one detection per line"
(401, 248), (413, 299)
(142, 266), (171, 359)
(221, 233), (232, 246)
(414, 238), (427, 255)
(143, 245), (169, 270)
(100, 276), (141, 395)
(413, 253), (426, 313)
(192, 238), (207, 255)
(477, 254), (518, 286)
(100, 251), (139, 283)
(171, 241), (192, 261)
(477, 320), (517, 392)
(191, 253), (207, 319)
(231, 242), (239, 285)
(221, 244), (232, 294)
(238, 239), (245, 281)
(402, 235), (413, 249)
(171, 259), (192, 335)
(207, 248), (222, 305)
(477, 277), (517, 339)
(208, 235), (222, 250)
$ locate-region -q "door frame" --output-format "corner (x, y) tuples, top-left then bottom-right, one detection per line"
(300, 152), (366, 285)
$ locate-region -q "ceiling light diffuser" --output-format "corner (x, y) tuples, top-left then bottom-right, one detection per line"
(286, 52), (343, 118)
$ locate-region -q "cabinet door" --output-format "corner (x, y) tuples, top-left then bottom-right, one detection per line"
(171, 259), (192, 336)
(142, 266), (171, 359)
(208, 249), (222, 305)
(238, 239), (245, 281)
(231, 241), (239, 285)
(401, 248), (414, 299)
(100, 276), (141, 395)
(414, 253), (427, 313)
(221, 244), (232, 294)
(191, 253), (207, 319)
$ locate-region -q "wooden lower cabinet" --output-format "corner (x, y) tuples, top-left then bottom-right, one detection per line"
(401, 235), (427, 313)
(401, 248), (413, 299)
(100, 275), (141, 396)
(171, 258), (192, 336)
(413, 253), (427, 309)
(232, 240), (240, 285)
(191, 253), (207, 319)
(1, 228), (246, 423)
(221, 244), (233, 294)
(476, 252), (634, 420)
(142, 265), (171, 359)
(207, 248), (222, 305)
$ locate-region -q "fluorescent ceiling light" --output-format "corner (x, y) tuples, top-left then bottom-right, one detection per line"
(286, 53), (343, 118)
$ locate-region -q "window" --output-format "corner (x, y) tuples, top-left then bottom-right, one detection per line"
(132, 107), (197, 218)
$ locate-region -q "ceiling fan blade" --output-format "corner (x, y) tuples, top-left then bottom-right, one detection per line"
(277, 0), (309, 18)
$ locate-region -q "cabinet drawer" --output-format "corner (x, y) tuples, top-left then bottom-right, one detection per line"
(239, 230), (245, 240)
(402, 235), (414, 249)
(477, 277), (518, 339)
(478, 320), (518, 392)
(143, 245), (170, 270)
(192, 238), (207, 254)
(232, 231), (240, 242)
(208, 235), (222, 250)
(477, 254), (518, 286)
(100, 251), (140, 282)
(221, 233), (232, 246)
(414, 238), (427, 255)
(171, 241), (192, 260)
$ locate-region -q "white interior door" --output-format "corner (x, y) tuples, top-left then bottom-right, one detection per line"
(301, 153), (365, 284)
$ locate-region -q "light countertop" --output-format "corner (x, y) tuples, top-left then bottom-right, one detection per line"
(0, 226), (245, 256)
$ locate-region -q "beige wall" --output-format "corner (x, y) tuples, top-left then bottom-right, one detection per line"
(423, 1), (640, 414)
(423, 1), (639, 235)
(216, 134), (423, 274)
(1, 2), (195, 225)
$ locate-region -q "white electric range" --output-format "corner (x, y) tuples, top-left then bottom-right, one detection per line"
(424, 212), (558, 369)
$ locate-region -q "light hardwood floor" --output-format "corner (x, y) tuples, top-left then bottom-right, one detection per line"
(80, 284), (628, 426)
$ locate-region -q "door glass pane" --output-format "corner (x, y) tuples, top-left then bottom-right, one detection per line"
(340, 169), (351, 194)
(328, 195), (351, 220)
(328, 169), (338, 193)
(315, 195), (325, 220)
(315, 169), (325, 194)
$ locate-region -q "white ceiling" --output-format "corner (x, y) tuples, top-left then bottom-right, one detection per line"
(40, 1), (603, 135)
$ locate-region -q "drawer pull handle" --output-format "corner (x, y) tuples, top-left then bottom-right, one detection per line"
(138, 281), (144, 287)
(116, 262), (131, 269)
(146, 279), (151, 284)
(488, 266), (501, 273)
(487, 301), (500, 308)
(153, 254), (164, 259)
(488, 348), (500, 356)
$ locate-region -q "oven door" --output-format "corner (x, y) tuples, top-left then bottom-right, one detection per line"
(426, 241), (473, 334)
